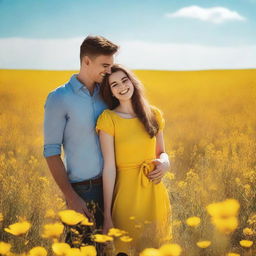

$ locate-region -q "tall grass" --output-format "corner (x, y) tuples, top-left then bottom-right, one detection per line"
(0, 69), (255, 255)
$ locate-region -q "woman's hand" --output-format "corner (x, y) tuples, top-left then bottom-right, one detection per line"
(147, 158), (170, 184)
(102, 216), (114, 234)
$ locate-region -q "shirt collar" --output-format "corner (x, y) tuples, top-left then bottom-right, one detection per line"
(94, 83), (100, 94)
(69, 74), (100, 96)
(70, 74), (84, 93)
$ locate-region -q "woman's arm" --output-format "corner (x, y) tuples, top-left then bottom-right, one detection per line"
(98, 130), (116, 233)
(147, 130), (170, 183)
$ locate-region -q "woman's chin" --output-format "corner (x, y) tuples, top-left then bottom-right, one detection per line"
(118, 96), (132, 102)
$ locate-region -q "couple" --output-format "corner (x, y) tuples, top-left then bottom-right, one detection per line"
(43, 35), (172, 255)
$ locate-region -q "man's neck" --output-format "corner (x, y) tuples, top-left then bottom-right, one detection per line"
(77, 72), (95, 96)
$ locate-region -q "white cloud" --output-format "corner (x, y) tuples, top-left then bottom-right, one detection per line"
(166, 6), (246, 24)
(0, 37), (255, 70)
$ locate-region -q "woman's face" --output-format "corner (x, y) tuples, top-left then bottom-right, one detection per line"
(108, 70), (134, 101)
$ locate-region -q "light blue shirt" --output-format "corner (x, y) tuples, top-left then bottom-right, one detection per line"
(43, 74), (107, 182)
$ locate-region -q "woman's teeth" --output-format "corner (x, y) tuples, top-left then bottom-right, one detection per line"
(119, 88), (129, 95)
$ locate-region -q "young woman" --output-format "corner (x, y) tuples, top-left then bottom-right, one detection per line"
(96, 64), (172, 255)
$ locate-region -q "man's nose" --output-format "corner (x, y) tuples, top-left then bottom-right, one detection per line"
(106, 66), (111, 74)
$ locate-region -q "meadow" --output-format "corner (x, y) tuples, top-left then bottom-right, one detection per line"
(0, 69), (255, 255)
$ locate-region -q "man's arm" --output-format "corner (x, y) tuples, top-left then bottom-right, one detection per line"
(45, 155), (92, 218)
(43, 92), (92, 218)
(147, 130), (170, 183)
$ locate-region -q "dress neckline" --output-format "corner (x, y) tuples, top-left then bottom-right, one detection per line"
(109, 110), (138, 120)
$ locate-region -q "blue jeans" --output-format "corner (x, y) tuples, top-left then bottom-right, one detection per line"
(65, 181), (104, 250)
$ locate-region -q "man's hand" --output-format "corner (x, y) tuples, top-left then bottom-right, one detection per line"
(65, 193), (93, 220)
(102, 216), (114, 235)
(147, 158), (170, 184)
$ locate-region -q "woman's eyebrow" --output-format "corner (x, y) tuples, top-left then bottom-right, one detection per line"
(110, 81), (117, 86)
(110, 76), (127, 86)
(121, 76), (128, 81)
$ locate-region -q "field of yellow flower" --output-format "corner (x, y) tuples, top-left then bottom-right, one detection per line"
(0, 69), (255, 255)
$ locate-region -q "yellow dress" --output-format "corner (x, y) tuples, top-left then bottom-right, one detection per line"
(96, 106), (172, 255)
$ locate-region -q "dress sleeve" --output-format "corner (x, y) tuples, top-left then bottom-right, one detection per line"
(152, 106), (165, 131)
(96, 110), (115, 136)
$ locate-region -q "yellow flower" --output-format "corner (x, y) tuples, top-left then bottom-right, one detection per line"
(52, 243), (71, 255)
(226, 253), (240, 256)
(66, 248), (83, 256)
(108, 228), (125, 237)
(206, 199), (240, 218)
(186, 216), (201, 227)
(4, 221), (31, 236)
(42, 222), (64, 239)
(28, 246), (47, 256)
(239, 240), (253, 248)
(0, 241), (11, 255)
(135, 224), (142, 229)
(196, 240), (211, 248)
(159, 243), (182, 256)
(120, 236), (133, 242)
(45, 209), (56, 218)
(0, 213), (3, 222)
(235, 178), (241, 184)
(166, 172), (175, 180)
(80, 245), (97, 256)
(247, 214), (256, 225)
(129, 216), (135, 220)
(243, 227), (253, 236)
(38, 176), (49, 185)
(80, 217), (94, 226)
(177, 181), (187, 189)
(58, 210), (85, 225)
(92, 234), (113, 243)
(211, 217), (238, 234)
(139, 248), (162, 256)
(172, 220), (182, 227)
(70, 228), (79, 235)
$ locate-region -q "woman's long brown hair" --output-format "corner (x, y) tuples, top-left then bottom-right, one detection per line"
(100, 64), (159, 138)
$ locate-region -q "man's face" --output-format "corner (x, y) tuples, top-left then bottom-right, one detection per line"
(85, 54), (114, 83)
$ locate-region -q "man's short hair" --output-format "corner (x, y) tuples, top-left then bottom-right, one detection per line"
(80, 35), (118, 63)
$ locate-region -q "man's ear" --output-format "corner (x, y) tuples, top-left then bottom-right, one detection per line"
(83, 56), (91, 66)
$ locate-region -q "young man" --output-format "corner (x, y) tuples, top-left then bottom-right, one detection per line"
(43, 35), (118, 248)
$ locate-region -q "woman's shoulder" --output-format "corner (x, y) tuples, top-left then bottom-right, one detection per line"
(96, 109), (115, 136)
(99, 108), (113, 117)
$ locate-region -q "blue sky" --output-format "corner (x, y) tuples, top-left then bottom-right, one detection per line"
(0, 0), (256, 70)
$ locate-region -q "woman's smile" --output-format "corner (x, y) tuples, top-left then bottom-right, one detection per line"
(119, 88), (130, 95)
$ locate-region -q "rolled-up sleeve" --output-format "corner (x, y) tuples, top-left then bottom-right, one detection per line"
(43, 91), (66, 157)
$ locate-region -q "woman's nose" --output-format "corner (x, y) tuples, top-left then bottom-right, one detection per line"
(119, 83), (126, 90)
